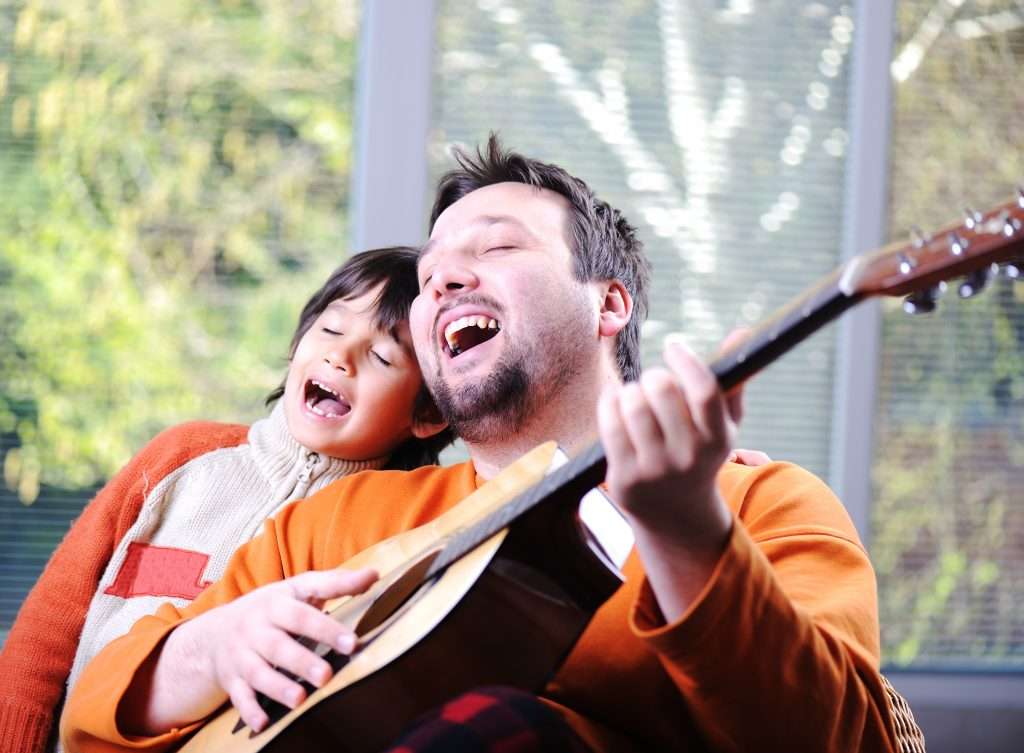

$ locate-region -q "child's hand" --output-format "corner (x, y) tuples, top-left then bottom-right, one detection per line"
(727, 448), (772, 466)
(200, 567), (378, 732)
(132, 567), (378, 736)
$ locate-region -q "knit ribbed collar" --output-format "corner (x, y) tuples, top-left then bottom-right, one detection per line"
(248, 401), (388, 493)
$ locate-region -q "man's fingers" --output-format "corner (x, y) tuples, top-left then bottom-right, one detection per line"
(598, 385), (636, 468)
(718, 327), (752, 355)
(718, 328), (750, 423)
(663, 340), (728, 448)
(618, 380), (669, 474)
(638, 368), (695, 463)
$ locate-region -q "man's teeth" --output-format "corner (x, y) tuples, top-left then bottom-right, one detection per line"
(444, 315), (500, 353)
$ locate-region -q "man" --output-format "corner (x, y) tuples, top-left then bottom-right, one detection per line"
(62, 137), (898, 752)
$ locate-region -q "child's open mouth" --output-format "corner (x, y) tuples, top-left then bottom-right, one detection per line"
(304, 379), (352, 418)
(442, 315), (501, 358)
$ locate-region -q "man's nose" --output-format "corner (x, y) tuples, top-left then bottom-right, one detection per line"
(429, 259), (479, 299)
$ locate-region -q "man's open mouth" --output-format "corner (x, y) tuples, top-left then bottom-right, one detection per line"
(443, 315), (502, 358)
(304, 379), (351, 418)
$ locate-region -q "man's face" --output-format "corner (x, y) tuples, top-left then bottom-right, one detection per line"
(410, 182), (599, 442)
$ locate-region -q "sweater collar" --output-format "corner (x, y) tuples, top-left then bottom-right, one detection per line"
(248, 401), (388, 491)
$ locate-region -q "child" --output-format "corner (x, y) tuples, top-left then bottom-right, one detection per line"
(0, 246), (452, 753)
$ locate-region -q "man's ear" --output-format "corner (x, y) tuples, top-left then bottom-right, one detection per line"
(598, 279), (632, 338)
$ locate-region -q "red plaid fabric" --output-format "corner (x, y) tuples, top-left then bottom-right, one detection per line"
(383, 687), (593, 753)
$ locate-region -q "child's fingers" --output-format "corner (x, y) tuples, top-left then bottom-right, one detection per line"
(289, 568), (378, 603)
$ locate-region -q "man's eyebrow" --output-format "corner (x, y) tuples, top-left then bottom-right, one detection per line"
(420, 215), (536, 263)
(419, 238), (438, 263)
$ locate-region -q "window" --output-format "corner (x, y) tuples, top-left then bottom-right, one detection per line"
(872, 0), (1024, 670)
(425, 0), (1023, 674)
(0, 0), (360, 643)
(430, 0), (855, 479)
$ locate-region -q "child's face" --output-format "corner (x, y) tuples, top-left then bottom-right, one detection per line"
(283, 285), (424, 460)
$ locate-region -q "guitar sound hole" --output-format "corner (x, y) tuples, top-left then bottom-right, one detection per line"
(354, 549), (442, 636)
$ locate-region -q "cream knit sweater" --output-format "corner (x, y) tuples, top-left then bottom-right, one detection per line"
(0, 400), (384, 753)
(65, 402), (384, 695)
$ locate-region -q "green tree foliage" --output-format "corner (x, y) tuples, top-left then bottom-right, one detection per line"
(872, 0), (1024, 666)
(0, 0), (359, 499)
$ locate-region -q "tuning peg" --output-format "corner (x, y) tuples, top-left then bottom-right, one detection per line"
(903, 286), (941, 315)
(911, 225), (929, 248)
(964, 207), (982, 230)
(1017, 185), (1024, 208)
(948, 232), (968, 256)
(1002, 262), (1022, 281)
(958, 265), (995, 298)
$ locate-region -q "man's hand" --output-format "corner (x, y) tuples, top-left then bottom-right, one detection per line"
(127, 567), (378, 735)
(597, 336), (743, 622)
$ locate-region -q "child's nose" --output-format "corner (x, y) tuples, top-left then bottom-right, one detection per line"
(323, 347), (353, 374)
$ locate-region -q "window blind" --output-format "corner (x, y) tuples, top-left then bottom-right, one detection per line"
(429, 0), (854, 482)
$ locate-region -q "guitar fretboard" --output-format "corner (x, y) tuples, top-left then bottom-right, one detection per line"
(426, 272), (859, 579)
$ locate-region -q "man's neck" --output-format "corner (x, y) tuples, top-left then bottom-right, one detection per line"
(466, 370), (616, 480)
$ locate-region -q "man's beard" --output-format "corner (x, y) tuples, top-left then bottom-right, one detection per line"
(428, 328), (583, 444)
(430, 349), (532, 443)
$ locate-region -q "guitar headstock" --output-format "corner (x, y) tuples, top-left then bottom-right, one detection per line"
(841, 190), (1024, 312)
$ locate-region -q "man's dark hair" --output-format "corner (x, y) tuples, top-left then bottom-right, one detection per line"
(429, 135), (650, 381)
(266, 246), (453, 470)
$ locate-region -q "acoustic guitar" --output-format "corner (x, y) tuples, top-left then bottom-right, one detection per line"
(180, 195), (1024, 753)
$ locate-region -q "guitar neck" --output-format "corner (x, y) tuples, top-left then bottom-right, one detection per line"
(427, 189), (1024, 588)
(709, 267), (860, 389)
(428, 271), (861, 578)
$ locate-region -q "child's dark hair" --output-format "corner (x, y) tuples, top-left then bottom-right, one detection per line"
(266, 246), (453, 470)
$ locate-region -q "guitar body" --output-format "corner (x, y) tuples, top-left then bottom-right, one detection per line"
(180, 443), (623, 753)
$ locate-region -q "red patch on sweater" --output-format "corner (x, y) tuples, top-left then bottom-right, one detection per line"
(104, 542), (213, 600)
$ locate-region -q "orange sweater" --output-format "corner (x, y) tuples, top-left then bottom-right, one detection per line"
(61, 460), (900, 752)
